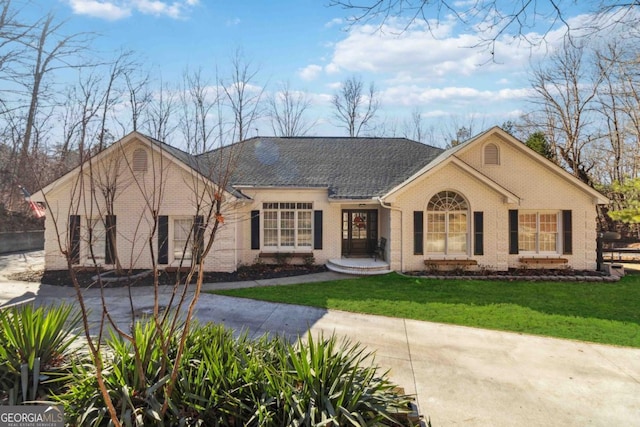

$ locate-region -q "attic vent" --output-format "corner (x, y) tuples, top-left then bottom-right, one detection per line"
(132, 148), (148, 172)
(484, 143), (499, 165)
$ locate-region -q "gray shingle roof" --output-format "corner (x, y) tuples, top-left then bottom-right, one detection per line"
(145, 134), (197, 168)
(197, 137), (444, 199)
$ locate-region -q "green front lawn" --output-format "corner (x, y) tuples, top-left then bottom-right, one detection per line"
(210, 272), (640, 348)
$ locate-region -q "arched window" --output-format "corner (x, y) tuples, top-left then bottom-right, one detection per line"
(132, 148), (148, 172)
(484, 143), (499, 165)
(426, 191), (469, 254)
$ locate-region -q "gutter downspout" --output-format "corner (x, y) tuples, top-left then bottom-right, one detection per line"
(376, 197), (403, 272)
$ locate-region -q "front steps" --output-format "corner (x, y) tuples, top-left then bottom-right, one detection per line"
(326, 258), (392, 275)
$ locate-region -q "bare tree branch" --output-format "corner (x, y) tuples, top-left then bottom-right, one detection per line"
(329, 0), (639, 56)
(268, 81), (316, 136)
(331, 75), (380, 137)
(220, 48), (265, 142)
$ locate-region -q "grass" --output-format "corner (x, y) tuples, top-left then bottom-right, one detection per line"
(210, 271), (640, 348)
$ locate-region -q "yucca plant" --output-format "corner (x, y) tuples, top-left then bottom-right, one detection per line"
(173, 322), (284, 426)
(57, 321), (416, 426)
(58, 318), (180, 426)
(0, 303), (81, 404)
(272, 331), (415, 426)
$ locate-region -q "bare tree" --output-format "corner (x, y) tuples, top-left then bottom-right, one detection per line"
(267, 81), (316, 136)
(0, 0), (31, 78)
(403, 107), (434, 143)
(594, 42), (627, 184)
(180, 68), (219, 153)
(69, 71), (104, 159)
(528, 40), (605, 185)
(145, 78), (177, 141)
(440, 113), (485, 147)
(0, 8), (91, 211)
(124, 71), (151, 133)
(95, 51), (142, 150)
(332, 75), (379, 137)
(612, 45), (640, 180)
(16, 12), (90, 167)
(220, 49), (265, 142)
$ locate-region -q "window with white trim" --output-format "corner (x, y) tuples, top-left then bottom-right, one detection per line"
(519, 211), (558, 253)
(173, 218), (194, 260)
(425, 191), (469, 254)
(86, 218), (105, 260)
(263, 202), (312, 249)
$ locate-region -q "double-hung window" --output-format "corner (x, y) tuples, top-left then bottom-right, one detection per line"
(519, 211), (558, 253)
(173, 218), (194, 261)
(263, 202), (312, 249)
(87, 218), (106, 261)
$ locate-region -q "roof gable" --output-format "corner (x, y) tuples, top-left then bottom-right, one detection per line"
(33, 132), (225, 200)
(383, 126), (608, 204)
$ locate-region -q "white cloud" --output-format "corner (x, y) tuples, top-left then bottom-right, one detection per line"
(324, 63), (340, 74)
(307, 92), (333, 106)
(421, 110), (450, 118)
(226, 17), (241, 26)
(67, 0), (198, 20)
(68, 0), (131, 20)
(379, 85), (532, 107)
(326, 19), (543, 83)
(324, 18), (343, 28)
(298, 64), (322, 81)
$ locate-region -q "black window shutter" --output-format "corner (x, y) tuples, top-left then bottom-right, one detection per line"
(193, 215), (204, 262)
(251, 210), (260, 250)
(105, 215), (116, 264)
(562, 210), (572, 254)
(158, 215), (169, 264)
(474, 211), (484, 255)
(194, 215), (204, 262)
(509, 210), (519, 254)
(413, 211), (423, 255)
(314, 210), (323, 250)
(69, 215), (81, 265)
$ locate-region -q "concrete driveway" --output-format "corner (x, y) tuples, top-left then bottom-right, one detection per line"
(1, 251), (639, 426)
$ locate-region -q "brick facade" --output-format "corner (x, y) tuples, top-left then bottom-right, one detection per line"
(35, 129), (607, 272)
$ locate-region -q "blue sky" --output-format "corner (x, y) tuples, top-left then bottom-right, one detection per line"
(29, 0), (595, 143)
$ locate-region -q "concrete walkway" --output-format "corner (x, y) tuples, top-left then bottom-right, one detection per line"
(1, 251), (639, 426)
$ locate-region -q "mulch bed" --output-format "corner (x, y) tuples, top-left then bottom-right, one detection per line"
(403, 268), (617, 282)
(9, 265), (618, 287)
(9, 264), (328, 288)
(405, 268), (607, 278)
